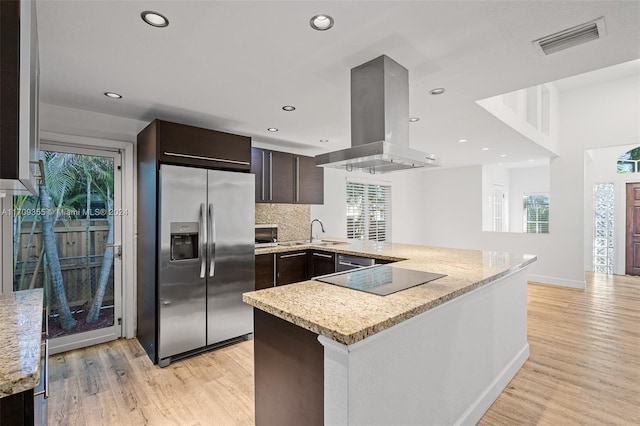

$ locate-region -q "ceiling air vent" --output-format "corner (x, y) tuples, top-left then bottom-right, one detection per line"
(533, 17), (606, 55)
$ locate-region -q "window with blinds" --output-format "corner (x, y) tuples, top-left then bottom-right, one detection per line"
(346, 181), (392, 241)
(523, 194), (549, 233)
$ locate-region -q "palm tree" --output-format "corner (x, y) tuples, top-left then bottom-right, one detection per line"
(39, 151), (77, 330)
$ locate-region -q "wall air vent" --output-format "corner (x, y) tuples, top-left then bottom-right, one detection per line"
(533, 17), (606, 55)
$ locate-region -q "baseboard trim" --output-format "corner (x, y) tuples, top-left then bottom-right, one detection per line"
(456, 343), (530, 426)
(527, 274), (586, 289)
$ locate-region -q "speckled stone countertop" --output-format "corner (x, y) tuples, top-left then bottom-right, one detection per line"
(0, 289), (43, 398)
(245, 240), (536, 345)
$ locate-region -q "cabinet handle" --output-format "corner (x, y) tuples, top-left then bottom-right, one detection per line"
(272, 253), (276, 286)
(313, 252), (333, 258)
(269, 152), (273, 201)
(296, 156), (300, 202)
(163, 151), (250, 166)
(261, 151), (266, 201)
(279, 252), (306, 258)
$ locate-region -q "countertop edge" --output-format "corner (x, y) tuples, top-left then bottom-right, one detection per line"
(0, 289), (44, 398)
(244, 254), (537, 345)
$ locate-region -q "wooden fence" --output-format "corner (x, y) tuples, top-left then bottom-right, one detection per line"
(14, 219), (114, 311)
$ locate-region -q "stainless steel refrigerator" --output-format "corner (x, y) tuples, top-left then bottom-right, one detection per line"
(157, 164), (254, 367)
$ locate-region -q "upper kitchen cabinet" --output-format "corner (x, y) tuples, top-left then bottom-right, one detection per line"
(251, 147), (324, 204)
(0, 0), (41, 195)
(251, 148), (294, 203)
(295, 155), (324, 204)
(139, 120), (251, 172)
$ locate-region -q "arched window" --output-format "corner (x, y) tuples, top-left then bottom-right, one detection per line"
(617, 147), (640, 173)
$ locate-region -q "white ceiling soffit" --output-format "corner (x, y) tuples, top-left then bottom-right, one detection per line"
(35, 1), (640, 169)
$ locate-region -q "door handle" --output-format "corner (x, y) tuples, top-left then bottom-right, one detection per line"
(269, 152), (273, 201)
(279, 252), (306, 258)
(199, 203), (206, 278)
(105, 243), (122, 258)
(261, 151), (266, 201)
(296, 156), (300, 202)
(313, 252), (333, 258)
(209, 203), (216, 277)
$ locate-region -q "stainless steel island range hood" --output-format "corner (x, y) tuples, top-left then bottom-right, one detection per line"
(315, 55), (439, 173)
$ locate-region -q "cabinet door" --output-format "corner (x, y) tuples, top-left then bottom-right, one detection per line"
(295, 155), (324, 205)
(308, 250), (335, 279)
(269, 151), (295, 203)
(251, 148), (266, 202)
(276, 251), (308, 286)
(255, 253), (275, 290)
(157, 120), (251, 171)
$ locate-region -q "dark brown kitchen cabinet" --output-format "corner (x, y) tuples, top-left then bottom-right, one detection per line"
(251, 148), (323, 204)
(255, 253), (275, 290)
(251, 148), (294, 203)
(295, 155), (324, 204)
(276, 251), (308, 286)
(308, 250), (336, 278)
(142, 120), (251, 172)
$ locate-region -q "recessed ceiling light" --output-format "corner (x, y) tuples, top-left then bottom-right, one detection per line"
(104, 92), (122, 99)
(267, 128), (278, 132)
(481, 147), (489, 151)
(409, 117), (420, 122)
(458, 138), (468, 143)
(141, 11), (169, 28)
(429, 88), (446, 95)
(320, 139), (329, 143)
(282, 105), (296, 111)
(310, 14), (334, 31)
(499, 154), (508, 158)
(528, 159), (534, 162)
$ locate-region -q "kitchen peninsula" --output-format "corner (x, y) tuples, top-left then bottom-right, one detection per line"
(244, 241), (536, 425)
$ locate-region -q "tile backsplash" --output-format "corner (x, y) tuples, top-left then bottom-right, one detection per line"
(255, 203), (310, 242)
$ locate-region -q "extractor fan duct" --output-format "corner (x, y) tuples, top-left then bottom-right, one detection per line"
(315, 55), (440, 174)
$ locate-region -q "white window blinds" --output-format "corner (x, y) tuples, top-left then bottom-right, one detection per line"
(346, 181), (392, 241)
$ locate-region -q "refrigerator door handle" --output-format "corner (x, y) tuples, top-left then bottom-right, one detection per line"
(199, 203), (206, 278)
(209, 203), (216, 277)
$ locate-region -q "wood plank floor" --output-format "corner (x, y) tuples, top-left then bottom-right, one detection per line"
(47, 273), (640, 425)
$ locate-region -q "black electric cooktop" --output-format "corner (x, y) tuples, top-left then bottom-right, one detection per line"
(315, 265), (446, 296)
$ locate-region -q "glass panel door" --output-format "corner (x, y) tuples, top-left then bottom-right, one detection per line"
(11, 144), (122, 353)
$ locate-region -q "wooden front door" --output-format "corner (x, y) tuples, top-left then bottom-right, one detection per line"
(625, 182), (640, 275)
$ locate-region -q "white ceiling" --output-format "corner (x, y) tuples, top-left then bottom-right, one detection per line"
(36, 1), (640, 168)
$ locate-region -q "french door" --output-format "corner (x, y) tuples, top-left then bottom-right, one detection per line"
(6, 143), (122, 353)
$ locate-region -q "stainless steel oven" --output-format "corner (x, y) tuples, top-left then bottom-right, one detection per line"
(255, 224), (278, 248)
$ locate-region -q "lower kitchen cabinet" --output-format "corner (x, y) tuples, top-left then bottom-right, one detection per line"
(255, 253), (275, 290)
(276, 251), (308, 286)
(308, 250), (336, 278)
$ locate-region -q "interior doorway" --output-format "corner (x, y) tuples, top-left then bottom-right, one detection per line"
(625, 182), (640, 275)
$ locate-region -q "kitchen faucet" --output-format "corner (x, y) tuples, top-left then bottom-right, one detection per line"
(310, 219), (325, 243)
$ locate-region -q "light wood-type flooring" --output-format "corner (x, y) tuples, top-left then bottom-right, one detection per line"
(48, 273), (639, 425)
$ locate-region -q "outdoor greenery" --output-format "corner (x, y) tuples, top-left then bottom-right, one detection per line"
(617, 147), (640, 174)
(13, 151), (114, 331)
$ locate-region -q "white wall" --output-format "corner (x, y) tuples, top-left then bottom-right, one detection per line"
(310, 167), (425, 245)
(421, 73), (639, 288)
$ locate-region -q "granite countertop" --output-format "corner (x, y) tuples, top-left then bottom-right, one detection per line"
(244, 240), (536, 345)
(0, 289), (43, 398)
